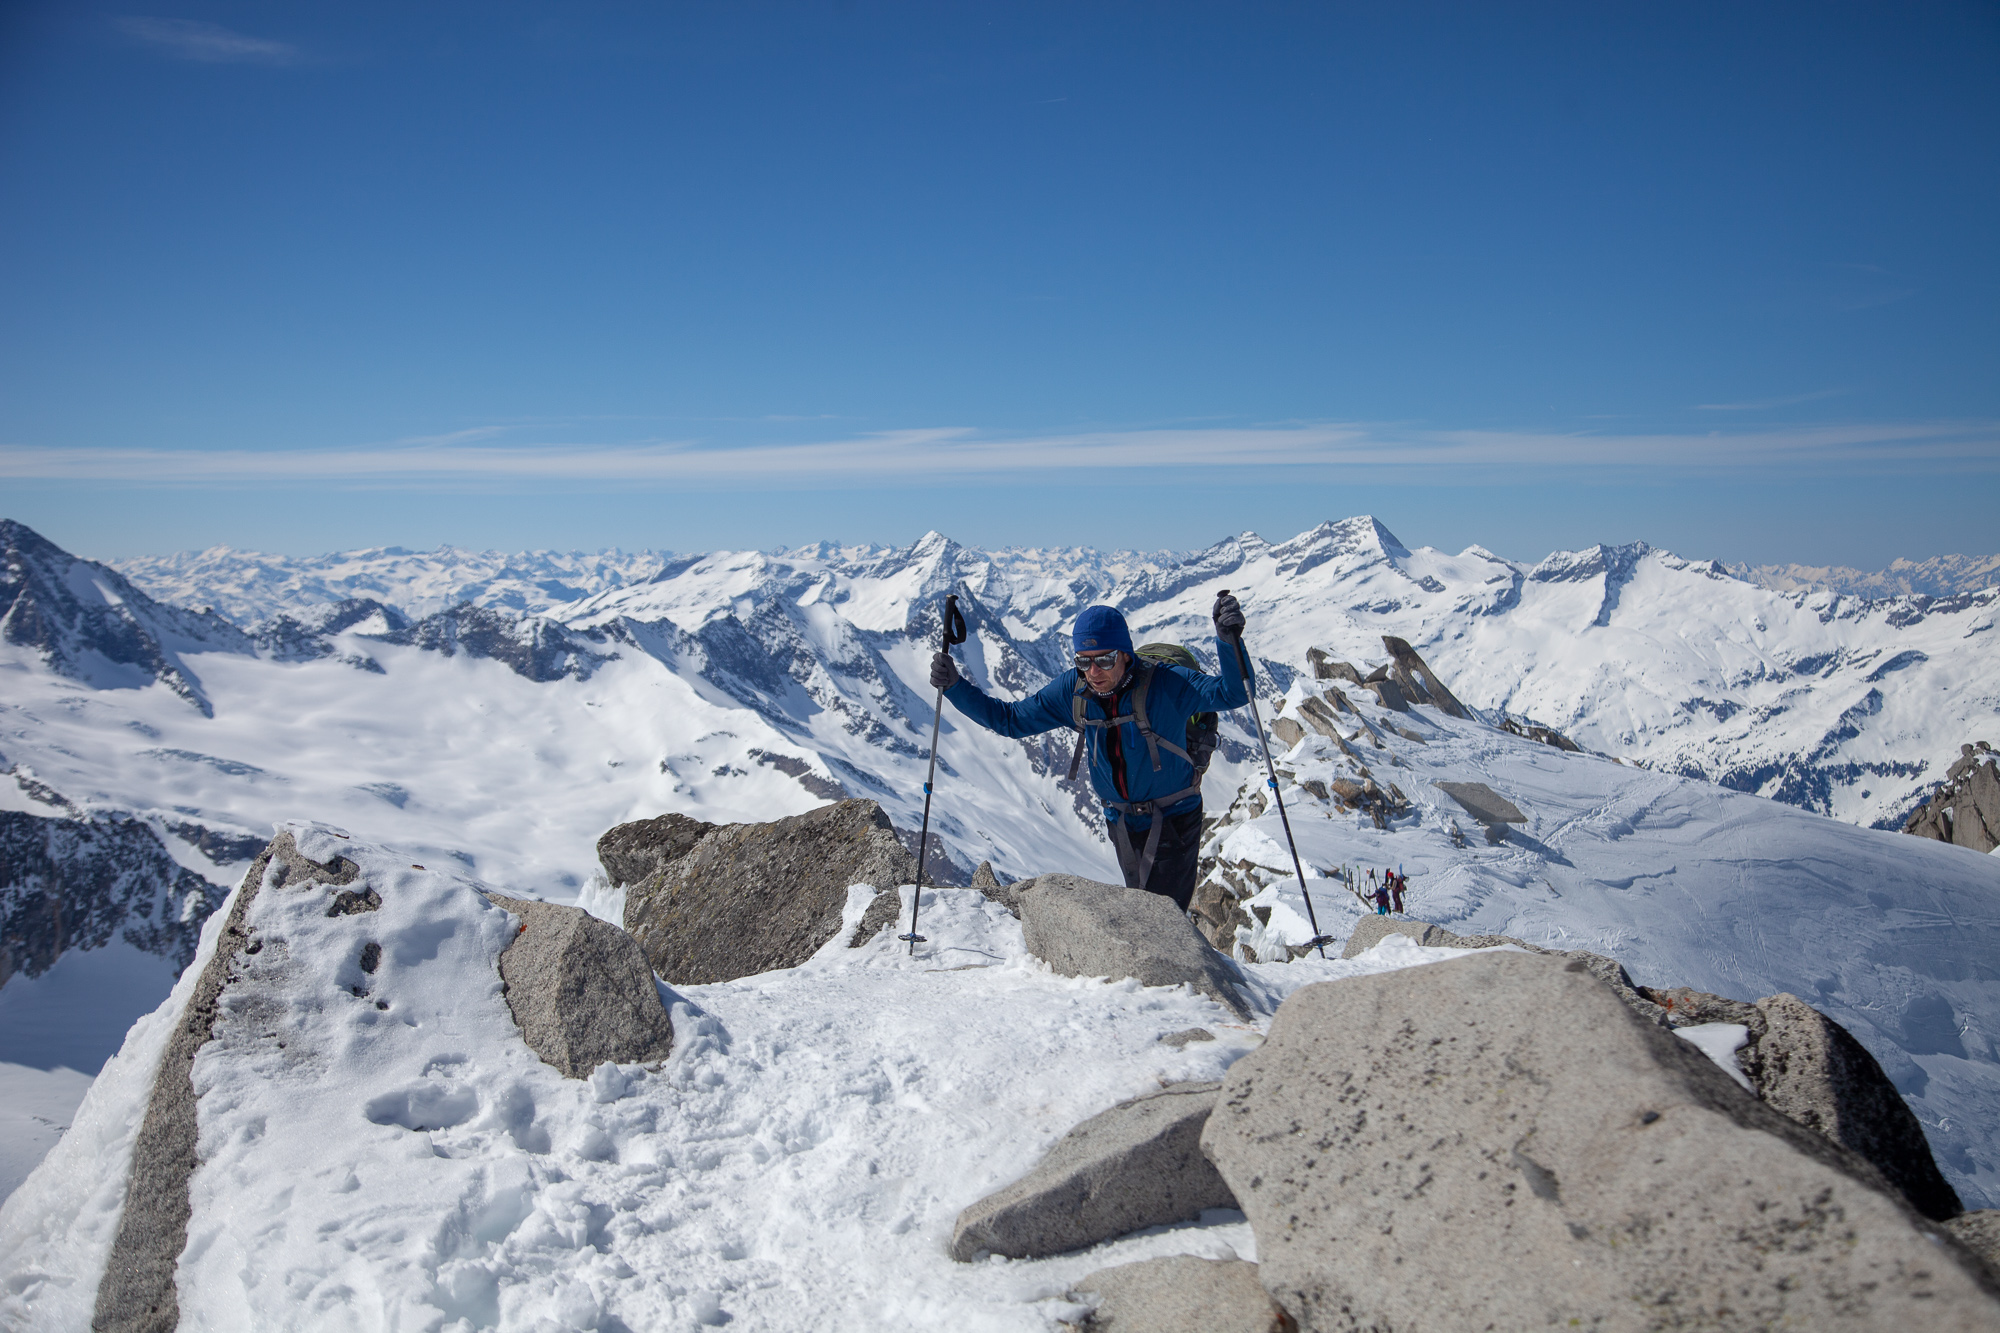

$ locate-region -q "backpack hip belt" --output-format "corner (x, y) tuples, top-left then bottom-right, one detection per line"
(1102, 786), (1202, 890)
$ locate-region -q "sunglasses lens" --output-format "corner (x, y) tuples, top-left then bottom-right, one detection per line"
(1077, 653), (1119, 671)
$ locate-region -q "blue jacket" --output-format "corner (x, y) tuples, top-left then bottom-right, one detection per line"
(944, 636), (1252, 827)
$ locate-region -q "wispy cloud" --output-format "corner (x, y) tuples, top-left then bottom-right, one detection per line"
(115, 17), (296, 64)
(2, 420), (1993, 489)
(1695, 389), (1850, 413)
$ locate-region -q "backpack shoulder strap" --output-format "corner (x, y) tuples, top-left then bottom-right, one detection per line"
(1127, 663), (1192, 773)
(1067, 673), (1089, 780)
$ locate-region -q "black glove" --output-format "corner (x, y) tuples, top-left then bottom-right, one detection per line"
(1212, 591), (1246, 637)
(929, 650), (960, 691)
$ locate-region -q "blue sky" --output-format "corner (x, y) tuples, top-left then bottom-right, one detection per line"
(2, 2), (1995, 567)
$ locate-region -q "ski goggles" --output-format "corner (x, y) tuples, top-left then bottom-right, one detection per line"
(1074, 651), (1125, 672)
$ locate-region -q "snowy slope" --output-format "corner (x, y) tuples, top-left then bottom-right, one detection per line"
(0, 821), (1534, 1332)
(1195, 678), (2000, 1209)
(1094, 519), (1999, 831)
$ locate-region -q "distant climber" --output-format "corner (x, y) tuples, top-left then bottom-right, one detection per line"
(1389, 870), (1406, 915)
(1373, 877), (1391, 916)
(930, 595), (1252, 910)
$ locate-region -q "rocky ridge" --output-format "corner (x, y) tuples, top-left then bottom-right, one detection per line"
(1904, 741), (2000, 853)
(0, 810), (217, 990)
(10, 796), (1999, 1331)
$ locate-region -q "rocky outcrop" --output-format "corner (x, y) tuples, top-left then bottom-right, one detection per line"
(381, 602), (618, 683)
(0, 810), (219, 991)
(252, 597), (406, 667)
(1380, 634), (1469, 719)
(1754, 993), (1966, 1220)
(1341, 918), (1965, 1224)
(1016, 873), (1249, 1019)
(1188, 872), (1255, 954)
(597, 810), (716, 889)
(1905, 742), (2000, 852)
(605, 800), (915, 984)
(1637, 986), (1964, 1221)
(1069, 1257), (1294, 1333)
(1290, 696), (1361, 758)
(1356, 669), (1409, 712)
(1327, 774), (1408, 828)
(1340, 915), (1465, 956)
(746, 747), (848, 802)
(968, 860), (1023, 917)
(1303, 647), (1363, 685)
(0, 519), (249, 716)
(93, 831), (357, 1333)
(1499, 711), (1583, 753)
(1945, 1210), (2000, 1278)
(951, 1082), (1234, 1260)
(1433, 779), (1526, 828)
(1201, 951), (2000, 1332)
(487, 895), (674, 1078)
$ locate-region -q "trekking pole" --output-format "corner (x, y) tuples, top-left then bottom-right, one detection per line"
(1221, 591), (1332, 959)
(903, 593), (969, 954)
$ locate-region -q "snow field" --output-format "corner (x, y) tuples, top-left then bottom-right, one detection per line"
(0, 1066), (95, 1209)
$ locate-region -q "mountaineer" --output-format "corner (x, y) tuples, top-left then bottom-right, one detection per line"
(929, 594), (1252, 910)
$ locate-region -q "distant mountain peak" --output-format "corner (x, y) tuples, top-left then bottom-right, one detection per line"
(0, 519), (247, 715)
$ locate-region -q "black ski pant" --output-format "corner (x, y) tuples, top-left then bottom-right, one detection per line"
(1113, 808), (1204, 912)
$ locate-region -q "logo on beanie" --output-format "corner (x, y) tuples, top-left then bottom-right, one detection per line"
(1081, 637), (1098, 648)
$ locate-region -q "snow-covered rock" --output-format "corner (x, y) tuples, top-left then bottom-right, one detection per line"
(1736, 552), (2000, 600)
(0, 811), (215, 989)
(1905, 741), (2000, 852)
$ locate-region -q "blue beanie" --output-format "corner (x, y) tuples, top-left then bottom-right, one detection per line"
(1072, 605), (1134, 655)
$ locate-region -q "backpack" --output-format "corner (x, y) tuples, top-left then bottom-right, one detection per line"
(1135, 643), (1221, 777)
(1064, 641), (1221, 782)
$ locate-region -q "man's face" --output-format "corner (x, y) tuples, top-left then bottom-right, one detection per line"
(1078, 649), (1127, 694)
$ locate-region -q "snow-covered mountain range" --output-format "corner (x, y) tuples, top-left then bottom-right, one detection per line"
(3, 514), (1998, 1214)
(99, 516), (2000, 833)
(110, 543), (676, 623)
(1735, 552), (2000, 600)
